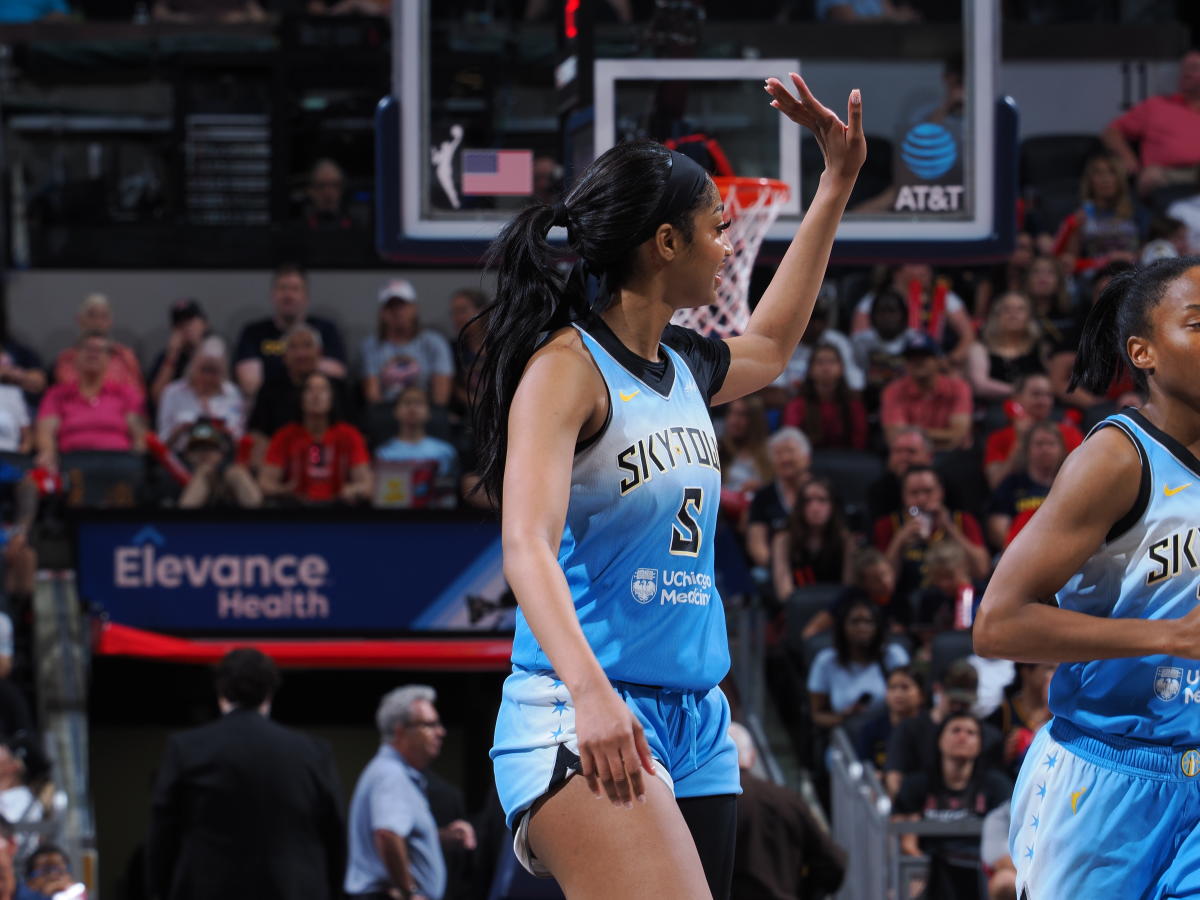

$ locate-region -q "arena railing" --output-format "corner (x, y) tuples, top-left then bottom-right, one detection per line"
(828, 726), (983, 900)
(32, 571), (96, 893)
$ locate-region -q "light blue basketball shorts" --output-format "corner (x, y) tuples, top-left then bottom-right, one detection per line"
(1011, 717), (1200, 899)
(490, 666), (740, 872)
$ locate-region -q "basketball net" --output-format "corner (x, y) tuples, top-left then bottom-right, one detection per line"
(670, 176), (791, 338)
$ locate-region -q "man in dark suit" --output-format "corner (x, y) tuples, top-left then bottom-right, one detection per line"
(146, 648), (345, 900)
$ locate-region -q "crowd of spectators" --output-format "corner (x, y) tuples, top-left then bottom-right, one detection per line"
(0, 36), (1194, 900)
(0, 0), (1179, 24)
(0, 268), (490, 516)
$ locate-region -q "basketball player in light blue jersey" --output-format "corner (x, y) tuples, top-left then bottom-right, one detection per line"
(467, 75), (864, 900)
(975, 256), (1200, 899)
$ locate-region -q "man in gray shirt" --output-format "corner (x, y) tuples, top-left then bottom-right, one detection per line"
(345, 685), (465, 900)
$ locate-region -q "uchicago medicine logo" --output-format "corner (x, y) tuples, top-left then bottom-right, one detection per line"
(113, 526), (331, 620)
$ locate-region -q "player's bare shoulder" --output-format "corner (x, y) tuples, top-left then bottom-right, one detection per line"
(522, 326), (600, 387)
(1044, 421), (1144, 524)
(514, 326), (607, 427)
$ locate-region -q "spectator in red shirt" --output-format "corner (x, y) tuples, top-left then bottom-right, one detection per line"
(259, 372), (372, 505)
(982, 373), (1081, 489)
(1102, 49), (1200, 198)
(782, 344), (868, 450)
(881, 332), (973, 451)
(35, 332), (146, 472)
(52, 294), (146, 405)
(873, 465), (990, 599)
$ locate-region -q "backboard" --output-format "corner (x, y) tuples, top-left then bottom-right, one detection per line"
(378, 0), (1015, 263)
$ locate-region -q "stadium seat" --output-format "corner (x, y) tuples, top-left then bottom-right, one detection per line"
(834, 268), (875, 330)
(850, 135), (895, 208)
(930, 630), (975, 686)
(365, 401), (398, 449)
(1019, 134), (1103, 231)
(784, 583), (844, 658)
(1019, 134), (1103, 187)
(811, 449), (884, 530)
(802, 630), (835, 670)
(59, 451), (145, 508)
(934, 446), (988, 520)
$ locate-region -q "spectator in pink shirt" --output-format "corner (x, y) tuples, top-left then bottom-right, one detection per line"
(1102, 50), (1200, 197)
(52, 294), (146, 405)
(35, 333), (146, 471)
(881, 332), (973, 451)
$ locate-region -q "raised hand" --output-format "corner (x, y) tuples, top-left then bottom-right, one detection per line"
(765, 72), (866, 183)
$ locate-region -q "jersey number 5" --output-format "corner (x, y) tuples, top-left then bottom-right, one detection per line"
(670, 487), (704, 557)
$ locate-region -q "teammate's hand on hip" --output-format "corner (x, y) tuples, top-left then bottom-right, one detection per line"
(573, 685), (656, 808)
(1168, 604), (1200, 657)
(764, 72), (866, 183)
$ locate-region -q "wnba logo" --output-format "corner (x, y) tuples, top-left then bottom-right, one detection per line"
(630, 568), (657, 604)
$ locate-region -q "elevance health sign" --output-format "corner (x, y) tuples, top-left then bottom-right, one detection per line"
(75, 511), (509, 634)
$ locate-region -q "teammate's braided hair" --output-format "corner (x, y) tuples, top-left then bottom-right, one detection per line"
(1070, 256), (1200, 396)
(469, 141), (710, 508)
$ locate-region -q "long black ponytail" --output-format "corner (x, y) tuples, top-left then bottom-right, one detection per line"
(468, 141), (712, 508)
(1070, 256), (1200, 396)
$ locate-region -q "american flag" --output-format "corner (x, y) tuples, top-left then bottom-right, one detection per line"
(461, 149), (533, 196)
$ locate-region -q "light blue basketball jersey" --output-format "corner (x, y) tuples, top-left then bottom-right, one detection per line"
(509, 325), (729, 691)
(1050, 409), (1200, 746)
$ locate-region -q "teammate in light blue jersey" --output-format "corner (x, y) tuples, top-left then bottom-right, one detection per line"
(975, 256), (1200, 899)
(468, 75), (864, 900)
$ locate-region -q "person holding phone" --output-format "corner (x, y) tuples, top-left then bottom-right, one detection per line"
(982, 372), (1082, 489)
(807, 597), (908, 733)
(873, 465), (990, 600)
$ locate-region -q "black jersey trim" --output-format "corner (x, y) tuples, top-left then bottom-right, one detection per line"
(576, 313), (675, 399)
(662, 324), (732, 403)
(1123, 408), (1200, 480)
(1090, 417), (1151, 544)
(575, 393), (612, 455)
(570, 325), (614, 455)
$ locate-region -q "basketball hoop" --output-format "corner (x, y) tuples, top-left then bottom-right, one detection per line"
(671, 176), (791, 339)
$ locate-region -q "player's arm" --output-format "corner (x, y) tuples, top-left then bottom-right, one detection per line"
(712, 75), (865, 406)
(501, 342), (655, 806)
(974, 426), (1179, 662)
